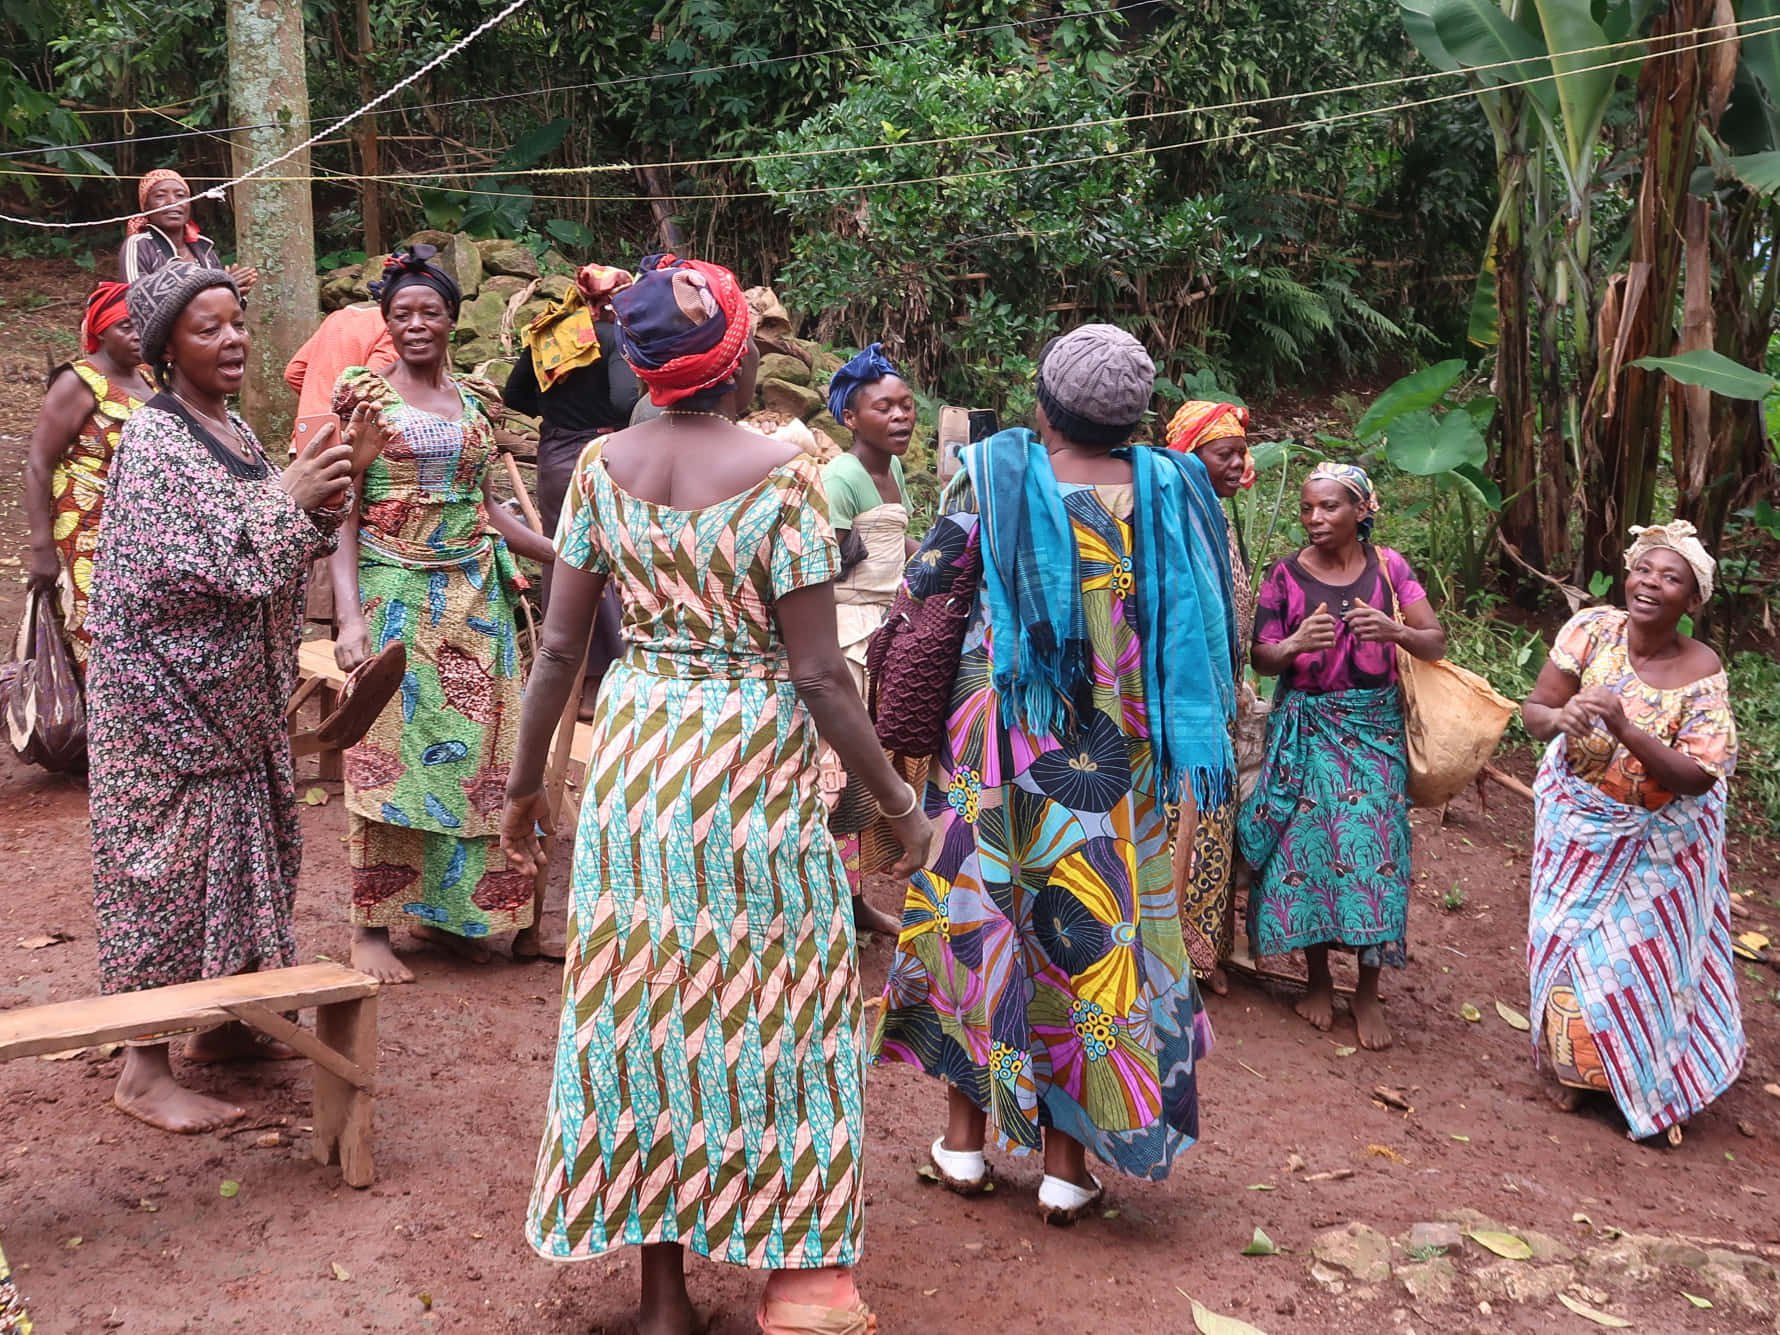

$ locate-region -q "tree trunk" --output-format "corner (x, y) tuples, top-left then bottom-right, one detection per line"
(1494, 151), (1541, 574)
(638, 165), (686, 251)
(226, 0), (317, 449)
(1584, 4), (1703, 580)
(356, 0), (382, 258)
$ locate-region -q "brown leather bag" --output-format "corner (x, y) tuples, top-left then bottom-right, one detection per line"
(865, 530), (980, 760)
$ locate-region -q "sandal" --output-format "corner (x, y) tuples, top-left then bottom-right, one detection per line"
(1037, 1172), (1104, 1226)
(758, 1269), (876, 1335)
(291, 641), (406, 756)
(928, 1137), (992, 1196)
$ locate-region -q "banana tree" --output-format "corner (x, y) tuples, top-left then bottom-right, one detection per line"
(1356, 359), (1505, 596)
(1402, 0), (1652, 575)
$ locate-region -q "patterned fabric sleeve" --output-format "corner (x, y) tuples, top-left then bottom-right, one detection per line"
(1549, 606), (1612, 678)
(1252, 559), (1292, 645)
(1380, 546), (1429, 607)
(902, 469), (979, 602)
(107, 409), (334, 603)
(768, 458), (842, 597)
(553, 439), (610, 573)
(1677, 672), (1740, 781)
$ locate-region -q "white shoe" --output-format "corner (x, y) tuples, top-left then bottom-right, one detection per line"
(1037, 1171), (1104, 1225)
(929, 1137), (989, 1194)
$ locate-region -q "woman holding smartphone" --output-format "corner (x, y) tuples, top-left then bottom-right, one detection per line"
(328, 245), (556, 983)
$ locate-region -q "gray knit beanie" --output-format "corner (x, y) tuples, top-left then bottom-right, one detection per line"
(1035, 323), (1155, 446)
(127, 263), (241, 369)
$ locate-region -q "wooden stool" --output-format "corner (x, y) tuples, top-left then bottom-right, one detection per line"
(0, 963), (381, 1187)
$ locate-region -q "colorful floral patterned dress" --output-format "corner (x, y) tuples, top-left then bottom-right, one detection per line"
(85, 398), (340, 993)
(526, 447), (863, 1269)
(47, 360), (148, 669)
(873, 473), (1211, 1180)
(333, 368), (534, 939)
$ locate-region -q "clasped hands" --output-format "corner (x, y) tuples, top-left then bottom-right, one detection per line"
(1554, 685), (1627, 741)
(1286, 598), (1399, 657)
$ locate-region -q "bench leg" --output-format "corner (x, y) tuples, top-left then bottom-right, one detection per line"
(312, 995), (377, 1188)
(315, 683), (343, 781)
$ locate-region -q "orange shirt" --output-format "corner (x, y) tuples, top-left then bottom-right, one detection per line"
(284, 304), (396, 448)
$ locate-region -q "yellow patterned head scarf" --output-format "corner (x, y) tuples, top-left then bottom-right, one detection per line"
(1166, 400), (1255, 490)
(1626, 518), (1714, 600)
(522, 264), (636, 392)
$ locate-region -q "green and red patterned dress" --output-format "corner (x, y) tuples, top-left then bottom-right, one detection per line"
(333, 366), (534, 939)
(525, 444), (863, 1269)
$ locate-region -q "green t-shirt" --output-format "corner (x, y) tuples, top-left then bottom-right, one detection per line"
(821, 451), (907, 529)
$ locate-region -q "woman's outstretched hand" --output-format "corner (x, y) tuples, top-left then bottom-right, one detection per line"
(281, 420), (354, 511)
(885, 793), (934, 880)
(500, 788), (552, 878)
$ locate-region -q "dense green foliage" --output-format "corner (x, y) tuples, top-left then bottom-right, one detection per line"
(0, 0), (1493, 392)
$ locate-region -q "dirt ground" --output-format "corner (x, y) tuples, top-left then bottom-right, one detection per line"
(2, 260), (1779, 1335)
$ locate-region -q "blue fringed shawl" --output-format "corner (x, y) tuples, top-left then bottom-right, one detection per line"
(966, 428), (1237, 808)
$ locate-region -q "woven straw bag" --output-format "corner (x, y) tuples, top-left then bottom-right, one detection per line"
(864, 530), (980, 760)
(1381, 561), (1517, 808)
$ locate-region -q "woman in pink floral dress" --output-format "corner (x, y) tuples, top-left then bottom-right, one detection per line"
(86, 265), (354, 1134)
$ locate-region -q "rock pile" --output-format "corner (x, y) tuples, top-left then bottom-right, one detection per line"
(317, 239), (850, 453)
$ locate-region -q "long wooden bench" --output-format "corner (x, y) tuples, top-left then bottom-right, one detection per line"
(0, 962), (381, 1187)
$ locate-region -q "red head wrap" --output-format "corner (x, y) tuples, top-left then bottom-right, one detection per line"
(128, 168), (202, 243)
(576, 263), (634, 307)
(81, 281), (132, 354)
(612, 254), (753, 406)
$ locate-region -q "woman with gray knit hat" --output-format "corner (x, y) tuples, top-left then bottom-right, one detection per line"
(873, 323), (1239, 1222)
(84, 263), (356, 1135)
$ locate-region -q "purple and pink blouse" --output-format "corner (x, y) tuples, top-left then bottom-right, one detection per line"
(1253, 544), (1427, 695)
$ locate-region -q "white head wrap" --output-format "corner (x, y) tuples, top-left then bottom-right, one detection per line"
(1625, 519), (1714, 601)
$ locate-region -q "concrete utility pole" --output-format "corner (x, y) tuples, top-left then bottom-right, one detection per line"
(226, 0), (317, 444)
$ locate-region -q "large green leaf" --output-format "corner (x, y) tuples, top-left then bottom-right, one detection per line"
(1400, 0), (1461, 71)
(1716, 151), (1780, 197)
(1467, 244), (1498, 347)
(1530, 0), (1622, 191)
(1430, 0), (1558, 124)
(1734, 0), (1780, 150)
(1384, 410), (1487, 476)
(1629, 349), (1777, 400)
(1452, 461), (1504, 511)
(1355, 359), (1466, 440)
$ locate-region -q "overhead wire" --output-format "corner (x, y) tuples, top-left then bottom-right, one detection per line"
(3, 13), (1759, 192)
(0, 0), (533, 229)
(7, 1), (1167, 160)
(0, 15), (1764, 220)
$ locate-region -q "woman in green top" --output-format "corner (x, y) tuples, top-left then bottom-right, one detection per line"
(821, 344), (919, 936)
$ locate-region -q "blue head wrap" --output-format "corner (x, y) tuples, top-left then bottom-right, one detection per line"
(826, 342), (904, 421)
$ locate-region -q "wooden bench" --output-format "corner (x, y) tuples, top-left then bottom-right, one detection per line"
(0, 963), (381, 1187)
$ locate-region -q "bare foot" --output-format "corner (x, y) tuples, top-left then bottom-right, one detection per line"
(410, 922), (494, 964)
(1202, 965), (1230, 996)
(1294, 984), (1336, 1032)
(184, 1021), (300, 1064)
(112, 1046), (245, 1135)
(511, 926), (565, 962)
(351, 925), (416, 984)
(852, 894), (901, 938)
(1352, 989), (1393, 1050)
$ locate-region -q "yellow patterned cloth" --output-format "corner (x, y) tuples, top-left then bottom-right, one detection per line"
(1550, 606), (1737, 810)
(50, 360), (147, 667)
(0, 1241), (30, 1334)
